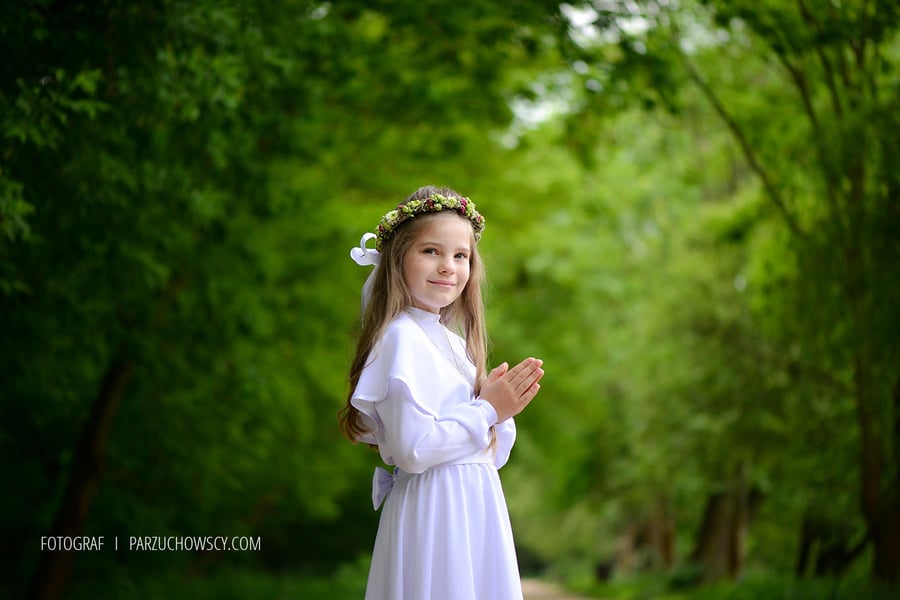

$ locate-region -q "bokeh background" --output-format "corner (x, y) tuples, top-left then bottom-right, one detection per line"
(2, 1), (898, 598)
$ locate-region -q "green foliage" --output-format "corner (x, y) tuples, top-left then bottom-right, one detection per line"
(0, 0), (577, 596)
(2, 0), (897, 596)
(684, 574), (900, 600)
(67, 558), (370, 600)
(490, 0), (898, 587)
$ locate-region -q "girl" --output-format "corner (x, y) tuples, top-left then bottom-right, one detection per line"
(340, 185), (544, 600)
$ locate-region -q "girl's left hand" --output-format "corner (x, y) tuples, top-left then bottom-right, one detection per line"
(479, 357), (544, 422)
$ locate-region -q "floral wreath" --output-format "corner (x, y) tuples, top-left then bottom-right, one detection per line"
(375, 193), (485, 251)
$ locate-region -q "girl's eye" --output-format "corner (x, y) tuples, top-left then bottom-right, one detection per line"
(424, 248), (438, 255)
(455, 252), (468, 260)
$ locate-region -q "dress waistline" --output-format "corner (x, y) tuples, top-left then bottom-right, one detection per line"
(370, 451), (494, 510)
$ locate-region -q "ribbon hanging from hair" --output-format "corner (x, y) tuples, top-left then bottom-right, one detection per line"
(350, 233), (380, 266)
(350, 232), (380, 316)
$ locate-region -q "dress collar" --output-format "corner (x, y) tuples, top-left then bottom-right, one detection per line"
(406, 306), (442, 325)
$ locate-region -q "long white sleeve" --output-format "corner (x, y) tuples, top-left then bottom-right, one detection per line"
(375, 378), (498, 473)
(351, 309), (521, 475)
(492, 418), (516, 469)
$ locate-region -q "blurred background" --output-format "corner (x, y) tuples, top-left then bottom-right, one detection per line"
(2, 1), (898, 598)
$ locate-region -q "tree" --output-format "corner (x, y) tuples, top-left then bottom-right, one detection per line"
(556, 0), (900, 582)
(1, 1), (573, 597)
(684, 0), (899, 581)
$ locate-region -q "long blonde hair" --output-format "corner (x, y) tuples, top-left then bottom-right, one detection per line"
(338, 186), (488, 442)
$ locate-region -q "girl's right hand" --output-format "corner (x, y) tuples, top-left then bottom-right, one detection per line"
(479, 357), (544, 422)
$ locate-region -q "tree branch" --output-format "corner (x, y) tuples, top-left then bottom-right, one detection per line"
(769, 28), (846, 238)
(826, 3), (856, 100)
(893, 377), (900, 500)
(677, 51), (806, 238)
(857, 0), (870, 71)
(860, 0), (880, 101)
(27, 352), (134, 600)
(796, 0), (843, 116)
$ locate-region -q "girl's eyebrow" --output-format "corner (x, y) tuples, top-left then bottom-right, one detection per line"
(418, 240), (471, 252)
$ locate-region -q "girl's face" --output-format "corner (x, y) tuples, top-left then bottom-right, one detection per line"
(402, 213), (472, 314)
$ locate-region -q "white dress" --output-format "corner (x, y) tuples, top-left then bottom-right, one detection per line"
(351, 307), (522, 600)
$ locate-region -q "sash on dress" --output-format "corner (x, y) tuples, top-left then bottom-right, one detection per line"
(371, 450), (495, 510)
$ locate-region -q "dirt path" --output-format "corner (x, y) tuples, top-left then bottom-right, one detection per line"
(521, 578), (598, 600)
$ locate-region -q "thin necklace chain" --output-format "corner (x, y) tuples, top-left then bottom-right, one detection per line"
(413, 317), (473, 384)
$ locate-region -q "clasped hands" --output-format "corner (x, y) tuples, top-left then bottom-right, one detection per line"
(479, 357), (544, 423)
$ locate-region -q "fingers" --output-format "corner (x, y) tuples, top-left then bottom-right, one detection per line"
(505, 357), (539, 380)
(521, 381), (541, 404)
(485, 363), (508, 385)
(481, 358), (545, 421)
(506, 358), (543, 393)
(517, 369), (544, 397)
(507, 378), (542, 419)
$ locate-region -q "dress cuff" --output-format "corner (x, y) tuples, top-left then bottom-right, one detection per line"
(474, 397), (498, 426)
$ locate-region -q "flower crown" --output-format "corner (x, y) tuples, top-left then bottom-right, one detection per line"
(375, 193), (485, 251)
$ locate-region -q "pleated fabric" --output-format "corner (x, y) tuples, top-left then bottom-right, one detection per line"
(365, 463), (522, 600)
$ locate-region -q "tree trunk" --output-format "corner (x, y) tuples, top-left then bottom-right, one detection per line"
(690, 465), (761, 583)
(648, 496), (675, 569)
(611, 496), (675, 575)
(867, 375), (900, 582)
(27, 355), (134, 600)
(690, 491), (739, 582)
(872, 511), (900, 582)
(795, 514), (869, 577)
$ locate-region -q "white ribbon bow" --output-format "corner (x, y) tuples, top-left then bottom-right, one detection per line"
(350, 233), (380, 266)
(372, 466), (395, 510)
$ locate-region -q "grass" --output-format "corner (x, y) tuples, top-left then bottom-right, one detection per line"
(566, 571), (900, 600)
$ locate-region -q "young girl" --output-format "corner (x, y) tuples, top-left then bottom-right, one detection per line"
(340, 185), (544, 600)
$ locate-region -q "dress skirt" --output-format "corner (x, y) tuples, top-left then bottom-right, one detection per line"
(364, 461), (523, 600)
